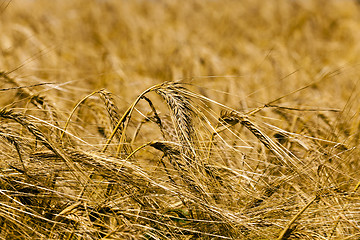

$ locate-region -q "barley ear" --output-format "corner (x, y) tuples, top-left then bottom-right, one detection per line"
(154, 82), (195, 158)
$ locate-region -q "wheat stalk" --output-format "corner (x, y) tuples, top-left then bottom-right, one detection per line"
(277, 196), (318, 240)
(60, 90), (100, 141)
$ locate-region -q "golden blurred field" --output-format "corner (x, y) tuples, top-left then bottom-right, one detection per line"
(1, 0), (360, 239)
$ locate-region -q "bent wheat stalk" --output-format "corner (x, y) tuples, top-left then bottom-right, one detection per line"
(60, 90), (101, 141)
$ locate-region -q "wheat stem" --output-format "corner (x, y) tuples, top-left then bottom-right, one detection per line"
(60, 90), (100, 142)
(277, 196), (318, 240)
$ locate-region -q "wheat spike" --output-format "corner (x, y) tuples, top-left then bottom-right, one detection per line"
(154, 82), (195, 157)
(99, 89), (121, 132)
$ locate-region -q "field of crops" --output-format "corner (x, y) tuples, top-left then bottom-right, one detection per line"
(1, 0), (360, 239)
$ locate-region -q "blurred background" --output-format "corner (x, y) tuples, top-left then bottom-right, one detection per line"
(1, 0), (360, 112)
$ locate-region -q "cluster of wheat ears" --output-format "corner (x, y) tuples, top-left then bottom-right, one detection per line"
(0, 70), (359, 239)
(1, 0), (360, 239)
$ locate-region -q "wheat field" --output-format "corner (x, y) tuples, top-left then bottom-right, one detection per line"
(1, 0), (360, 239)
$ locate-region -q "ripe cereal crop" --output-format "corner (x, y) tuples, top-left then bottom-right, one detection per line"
(0, 0), (360, 239)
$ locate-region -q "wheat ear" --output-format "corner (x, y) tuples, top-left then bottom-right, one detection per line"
(98, 89), (121, 135)
(154, 82), (195, 157)
(0, 108), (90, 186)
